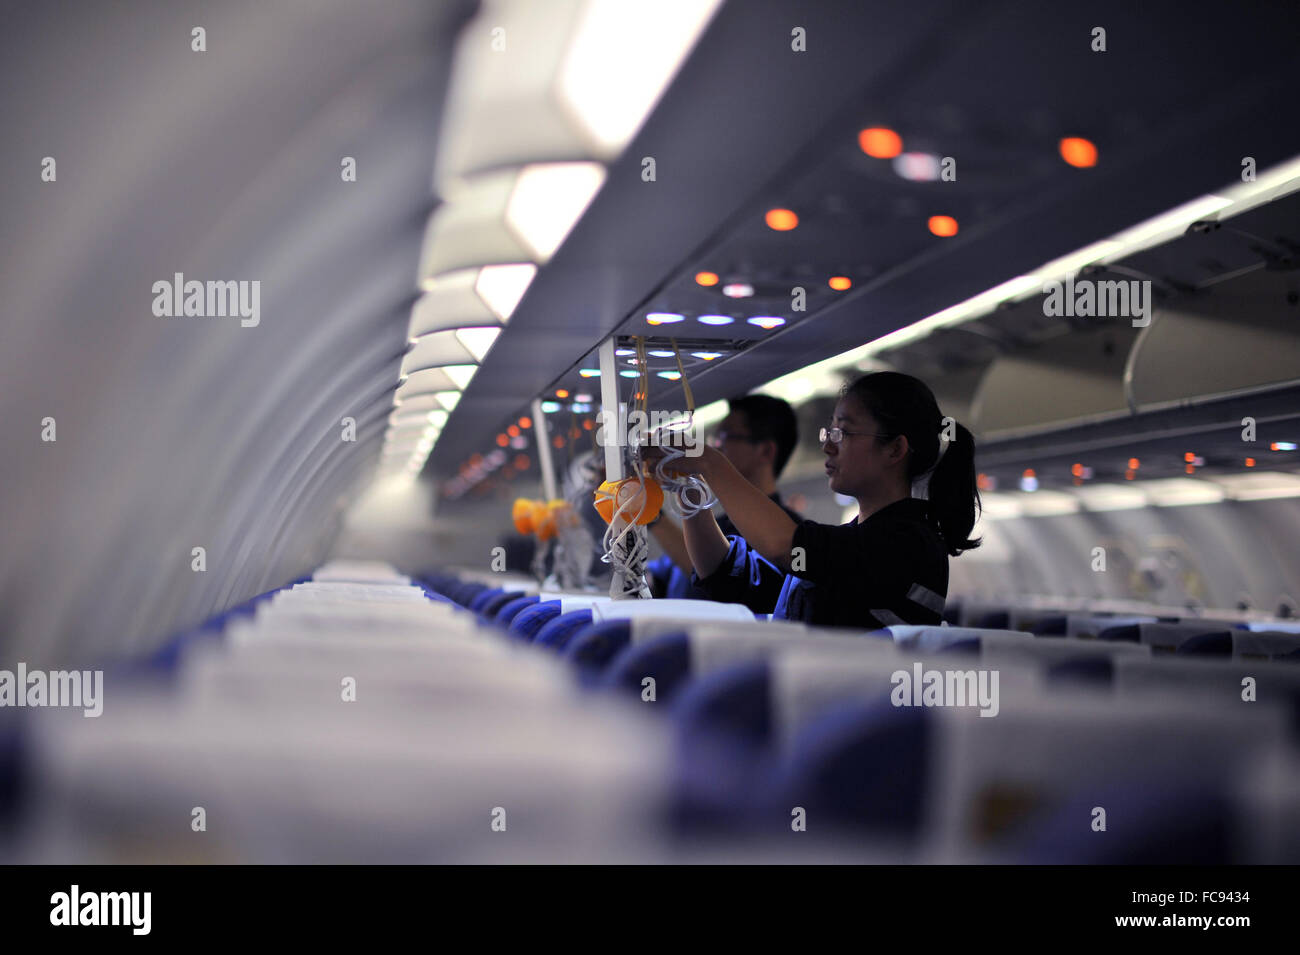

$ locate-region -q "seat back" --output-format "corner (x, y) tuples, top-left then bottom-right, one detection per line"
(885, 625), (1034, 653)
(1099, 621), (1236, 655)
(928, 689), (1287, 856)
(509, 600), (563, 641)
(533, 609), (595, 652)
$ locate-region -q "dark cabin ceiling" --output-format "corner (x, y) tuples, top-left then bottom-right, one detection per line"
(427, 0), (1300, 481)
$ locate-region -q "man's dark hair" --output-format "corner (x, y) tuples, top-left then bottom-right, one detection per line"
(727, 394), (799, 478)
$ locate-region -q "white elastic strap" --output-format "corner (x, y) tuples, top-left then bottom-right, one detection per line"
(652, 438), (716, 519)
(911, 432), (951, 501)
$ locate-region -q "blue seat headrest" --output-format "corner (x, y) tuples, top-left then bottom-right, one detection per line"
(773, 697), (932, 840)
(603, 631), (691, 702)
(974, 610), (1009, 630)
(673, 660), (772, 747)
(1176, 630), (1233, 657)
(479, 590), (526, 624)
(534, 610), (594, 652)
(469, 586), (505, 614)
(1032, 615), (1069, 637)
(1046, 656), (1115, 685)
(510, 600), (563, 641)
(562, 620), (633, 672)
(494, 595), (540, 627)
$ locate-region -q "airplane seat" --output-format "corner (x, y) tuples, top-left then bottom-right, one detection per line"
(977, 632), (1151, 670)
(658, 623), (896, 704)
(142, 585), (284, 673)
(936, 638), (980, 655)
(887, 625), (1032, 653)
(667, 642), (911, 834)
(561, 620), (633, 674)
(493, 595), (540, 628)
(413, 572), (447, 592)
(454, 582), (490, 608)
(956, 602), (1004, 628)
(1098, 624), (1139, 643)
(1070, 614), (1160, 638)
(508, 600), (562, 641)
(436, 578), (470, 605)
(1112, 657), (1300, 733)
(1176, 630), (1235, 656)
(417, 572), (452, 594)
(0, 718), (24, 828)
(533, 609), (594, 652)
(1031, 614), (1069, 636)
(924, 691), (1286, 858)
(408, 571), (454, 600)
(569, 614), (796, 667)
(144, 624), (224, 674)
(672, 637), (926, 752)
(426, 577), (460, 602)
(673, 659), (772, 747)
(1038, 613), (1159, 639)
(1003, 775), (1233, 864)
(669, 715), (777, 833)
(603, 631), (692, 702)
(1234, 753), (1300, 863)
(973, 611), (1010, 630)
(1044, 656), (1115, 686)
(478, 590), (526, 623)
(1100, 622), (1234, 656)
(415, 582), (457, 605)
(672, 641), (913, 750)
(770, 696), (932, 840)
(1007, 608), (1063, 632)
(468, 586), (506, 614)
(1233, 630), (1300, 662)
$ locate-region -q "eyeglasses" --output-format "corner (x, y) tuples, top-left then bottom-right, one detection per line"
(819, 427), (892, 445)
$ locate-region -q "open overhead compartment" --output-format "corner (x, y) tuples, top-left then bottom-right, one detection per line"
(1126, 269), (1300, 409)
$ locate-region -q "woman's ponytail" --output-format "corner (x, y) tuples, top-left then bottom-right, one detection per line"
(926, 419), (981, 556)
(843, 372), (982, 557)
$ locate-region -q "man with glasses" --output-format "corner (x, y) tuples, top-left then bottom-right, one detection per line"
(647, 394), (801, 599)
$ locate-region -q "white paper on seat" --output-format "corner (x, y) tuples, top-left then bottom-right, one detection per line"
(591, 598), (753, 625)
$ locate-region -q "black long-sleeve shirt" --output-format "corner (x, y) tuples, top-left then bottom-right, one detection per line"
(691, 497), (949, 631)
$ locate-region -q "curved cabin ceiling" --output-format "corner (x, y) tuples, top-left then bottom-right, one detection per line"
(0, 0), (477, 663)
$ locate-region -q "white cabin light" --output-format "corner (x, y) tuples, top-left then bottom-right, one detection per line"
(435, 0), (723, 184)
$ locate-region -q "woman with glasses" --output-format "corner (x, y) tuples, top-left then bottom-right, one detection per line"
(643, 371), (981, 630)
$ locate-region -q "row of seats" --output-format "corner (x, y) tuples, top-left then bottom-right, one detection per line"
(420, 570), (1300, 863)
(8, 567), (1296, 862)
(3, 564), (686, 863)
(949, 596), (1296, 630)
(943, 598), (1300, 660)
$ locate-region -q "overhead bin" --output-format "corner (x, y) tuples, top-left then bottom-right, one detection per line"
(969, 319), (1139, 435)
(1125, 269), (1300, 409)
